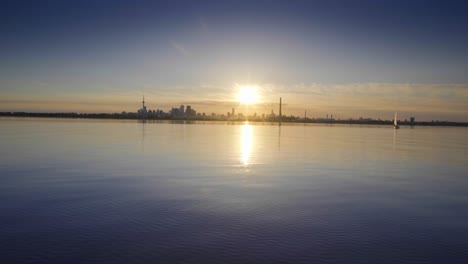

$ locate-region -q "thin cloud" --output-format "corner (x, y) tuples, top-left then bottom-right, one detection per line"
(169, 40), (191, 56)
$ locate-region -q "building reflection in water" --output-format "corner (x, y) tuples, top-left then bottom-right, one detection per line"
(241, 123), (253, 166)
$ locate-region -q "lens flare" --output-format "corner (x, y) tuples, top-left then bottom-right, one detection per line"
(238, 86), (258, 104)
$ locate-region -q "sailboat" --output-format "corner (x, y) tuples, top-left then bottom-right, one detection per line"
(394, 112), (400, 129)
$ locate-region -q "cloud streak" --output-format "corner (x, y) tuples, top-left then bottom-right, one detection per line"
(169, 40), (191, 56)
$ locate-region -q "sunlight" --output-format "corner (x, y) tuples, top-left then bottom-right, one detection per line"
(241, 123), (253, 166)
(238, 86), (259, 105)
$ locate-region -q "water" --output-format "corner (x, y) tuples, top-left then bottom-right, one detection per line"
(1, 117), (467, 264)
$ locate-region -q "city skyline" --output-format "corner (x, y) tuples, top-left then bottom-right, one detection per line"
(6, 95), (458, 125)
(1, 1), (468, 121)
(131, 96), (416, 122)
(2, 2), (468, 262)
(1, 77), (467, 122)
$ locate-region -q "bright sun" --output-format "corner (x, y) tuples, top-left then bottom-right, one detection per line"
(238, 86), (259, 104)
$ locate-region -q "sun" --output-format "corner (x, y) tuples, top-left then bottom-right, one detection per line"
(238, 86), (259, 104)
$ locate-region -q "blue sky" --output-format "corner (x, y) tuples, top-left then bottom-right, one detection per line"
(1, 0), (467, 120)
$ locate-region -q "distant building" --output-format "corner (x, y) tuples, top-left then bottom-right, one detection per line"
(138, 96), (148, 116)
(410, 117), (415, 123)
(170, 107), (180, 116)
(179, 105), (185, 116)
(186, 105), (196, 117)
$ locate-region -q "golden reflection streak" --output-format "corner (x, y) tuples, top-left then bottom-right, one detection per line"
(241, 123), (253, 166)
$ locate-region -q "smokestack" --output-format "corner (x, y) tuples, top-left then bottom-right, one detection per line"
(279, 97), (282, 123)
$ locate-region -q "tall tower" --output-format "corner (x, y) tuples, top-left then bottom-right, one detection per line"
(140, 95), (147, 115)
(279, 97), (282, 123)
(279, 97), (282, 117)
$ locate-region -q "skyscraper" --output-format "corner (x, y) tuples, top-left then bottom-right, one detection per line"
(180, 105), (185, 115)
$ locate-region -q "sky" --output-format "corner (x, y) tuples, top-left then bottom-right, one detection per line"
(1, 0), (468, 121)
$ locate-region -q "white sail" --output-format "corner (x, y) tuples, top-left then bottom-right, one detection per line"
(394, 112), (398, 126)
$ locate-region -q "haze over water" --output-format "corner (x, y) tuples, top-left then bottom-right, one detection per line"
(1, 117), (467, 263)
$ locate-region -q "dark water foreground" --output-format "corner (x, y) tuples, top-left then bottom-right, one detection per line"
(1, 118), (467, 264)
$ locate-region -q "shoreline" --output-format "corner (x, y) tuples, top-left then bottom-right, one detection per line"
(1, 112), (467, 127)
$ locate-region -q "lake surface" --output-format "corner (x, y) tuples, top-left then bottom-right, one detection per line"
(1, 117), (467, 264)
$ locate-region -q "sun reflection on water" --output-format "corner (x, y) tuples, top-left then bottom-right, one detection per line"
(241, 123), (253, 166)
